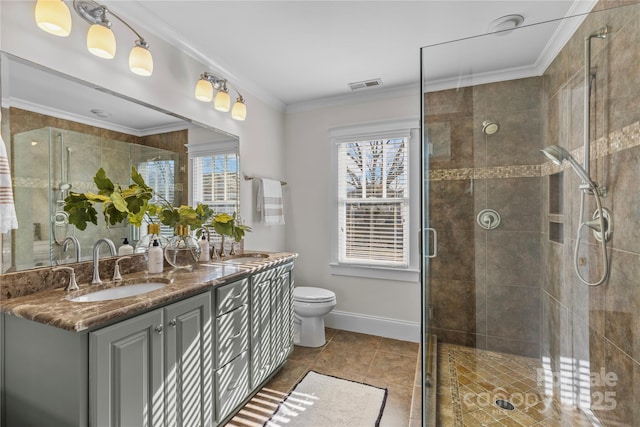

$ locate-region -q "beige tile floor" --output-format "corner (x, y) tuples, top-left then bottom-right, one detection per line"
(226, 335), (600, 427)
(227, 328), (421, 426)
(437, 343), (595, 427)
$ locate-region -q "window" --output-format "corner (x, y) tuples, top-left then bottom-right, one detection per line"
(137, 158), (175, 238)
(191, 152), (239, 214)
(188, 140), (239, 215)
(337, 137), (408, 267)
(330, 119), (419, 281)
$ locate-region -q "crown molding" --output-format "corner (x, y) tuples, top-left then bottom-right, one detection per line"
(3, 96), (188, 137)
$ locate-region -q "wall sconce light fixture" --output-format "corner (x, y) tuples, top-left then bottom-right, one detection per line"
(35, 0), (72, 37)
(34, 0), (154, 76)
(195, 72), (247, 121)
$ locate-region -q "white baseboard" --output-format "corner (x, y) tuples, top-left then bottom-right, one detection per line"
(324, 310), (420, 343)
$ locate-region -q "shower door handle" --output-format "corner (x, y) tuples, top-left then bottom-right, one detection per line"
(424, 228), (438, 258)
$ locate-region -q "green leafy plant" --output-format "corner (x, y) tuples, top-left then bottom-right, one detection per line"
(211, 212), (251, 242)
(64, 167), (214, 231)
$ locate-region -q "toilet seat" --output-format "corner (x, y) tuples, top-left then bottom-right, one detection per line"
(293, 286), (336, 303)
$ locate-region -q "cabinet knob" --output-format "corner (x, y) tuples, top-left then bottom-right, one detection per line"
(155, 325), (163, 334)
(169, 319), (177, 327)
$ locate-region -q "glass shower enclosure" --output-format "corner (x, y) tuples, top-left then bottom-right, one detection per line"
(421, 3), (640, 426)
(10, 126), (177, 270)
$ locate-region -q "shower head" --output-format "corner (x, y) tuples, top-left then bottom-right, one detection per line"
(540, 145), (567, 165)
(58, 183), (72, 192)
(540, 145), (595, 188)
(482, 120), (500, 135)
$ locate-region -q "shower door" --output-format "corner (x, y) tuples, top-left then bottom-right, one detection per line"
(421, 3), (640, 426)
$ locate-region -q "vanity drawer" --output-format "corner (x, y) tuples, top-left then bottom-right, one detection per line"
(215, 305), (249, 368)
(215, 351), (249, 422)
(216, 278), (248, 316)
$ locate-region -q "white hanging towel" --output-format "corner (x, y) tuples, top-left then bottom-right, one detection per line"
(0, 127), (18, 233)
(257, 178), (285, 225)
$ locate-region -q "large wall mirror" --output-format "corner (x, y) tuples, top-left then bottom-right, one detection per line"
(0, 53), (239, 273)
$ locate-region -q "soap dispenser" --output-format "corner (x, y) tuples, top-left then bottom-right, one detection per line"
(118, 238), (134, 255)
(148, 239), (164, 274)
(198, 234), (210, 262)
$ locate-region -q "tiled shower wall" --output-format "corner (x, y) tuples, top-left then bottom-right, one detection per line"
(541, 2), (640, 425)
(427, 2), (640, 425)
(426, 77), (543, 359)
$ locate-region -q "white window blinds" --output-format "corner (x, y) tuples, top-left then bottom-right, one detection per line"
(137, 159), (175, 238)
(191, 151), (239, 215)
(336, 136), (409, 267)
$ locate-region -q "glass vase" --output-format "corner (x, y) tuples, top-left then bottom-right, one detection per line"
(164, 225), (201, 269)
(134, 223), (169, 260)
(218, 234), (227, 258)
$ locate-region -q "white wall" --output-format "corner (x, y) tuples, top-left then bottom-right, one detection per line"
(284, 92), (422, 341)
(1, 2), (421, 341)
(0, 0), (286, 252)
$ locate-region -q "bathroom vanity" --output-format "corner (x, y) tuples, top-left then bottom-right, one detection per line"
(0, 253), (296, 427)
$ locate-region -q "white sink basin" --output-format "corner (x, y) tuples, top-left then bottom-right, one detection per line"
(69, 282), (167, 303)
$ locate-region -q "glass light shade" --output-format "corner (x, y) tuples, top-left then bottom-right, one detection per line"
(129, 45), (153, 76)
(87, 24), (116, 59)
(231, 100), (247, 121)
(214, 90), (231, 112)
(195, 79), (214, 102)
(35, 0), (72, 37)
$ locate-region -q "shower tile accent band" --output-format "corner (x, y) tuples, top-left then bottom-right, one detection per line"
(430, 120), (640, 181)
(12, 179), (184, 193)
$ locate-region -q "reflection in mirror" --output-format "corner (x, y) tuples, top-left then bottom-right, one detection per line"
(11, 125), (179, 270)
(1, 53), (238, 273)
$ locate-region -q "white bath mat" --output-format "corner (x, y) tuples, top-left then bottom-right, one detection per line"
(264, 370), (387, 427)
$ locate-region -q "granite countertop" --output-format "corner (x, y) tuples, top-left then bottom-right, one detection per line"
(0, 252), (297, 333)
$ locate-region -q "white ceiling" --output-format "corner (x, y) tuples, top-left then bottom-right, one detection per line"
(3, 0), (597, 132)
(109, 0), (596, 109)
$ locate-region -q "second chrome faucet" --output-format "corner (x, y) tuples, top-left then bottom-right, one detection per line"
(92, 238), (117, 285)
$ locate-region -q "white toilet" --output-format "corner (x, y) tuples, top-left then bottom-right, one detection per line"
(293, 286), (337, 347)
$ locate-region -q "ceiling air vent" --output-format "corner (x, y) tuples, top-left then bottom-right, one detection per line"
(348, 78), (383, 91)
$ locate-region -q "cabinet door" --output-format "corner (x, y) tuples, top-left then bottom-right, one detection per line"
(165, 293), (213, 427)
(272, 267), (294, 366)
(90, 309), (164, 427)
(250, 277), (272, 388)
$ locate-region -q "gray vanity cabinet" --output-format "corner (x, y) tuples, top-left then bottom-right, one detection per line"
(1, 261), (295, 427)
(90, 309), (164, 427)
(250, 263), (294, 388)
(165, 294), (213, 427)
(90, 292), (212, 427)
(272, 264), (294, 367)
(250, 272), (273, 388)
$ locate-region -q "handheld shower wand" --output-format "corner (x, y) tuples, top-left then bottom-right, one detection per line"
(540, 145), (596, 191)
(540, 145), (610, 286)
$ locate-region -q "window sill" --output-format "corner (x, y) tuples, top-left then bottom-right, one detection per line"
(329, 263), (419, 283)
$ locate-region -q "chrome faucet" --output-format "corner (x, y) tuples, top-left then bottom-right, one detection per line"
(113, 256), (131, 281)
(62, 236), (81, 263)
(52, 266), (79, 292)
(92, 238), (117, 285)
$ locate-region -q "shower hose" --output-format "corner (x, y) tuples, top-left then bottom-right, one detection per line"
(573, 185), (609, 286)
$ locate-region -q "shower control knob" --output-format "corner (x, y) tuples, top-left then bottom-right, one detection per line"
(477, 209), (501, 230)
